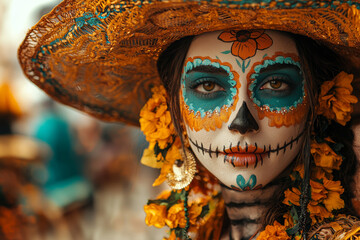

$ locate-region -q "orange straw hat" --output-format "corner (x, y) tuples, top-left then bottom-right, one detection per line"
(18, 0), (360, 125)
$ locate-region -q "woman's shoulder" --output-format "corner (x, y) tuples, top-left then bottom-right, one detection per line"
(308, 215), (360, 240)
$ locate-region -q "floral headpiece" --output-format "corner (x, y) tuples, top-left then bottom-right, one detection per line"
(139, 72), (358, 239)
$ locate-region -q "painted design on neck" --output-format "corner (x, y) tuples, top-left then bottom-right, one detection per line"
(247, 52), (309, 128)
(180, 56), (240, 132)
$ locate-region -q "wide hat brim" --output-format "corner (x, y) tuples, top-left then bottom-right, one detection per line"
(18, 0), (360, 126)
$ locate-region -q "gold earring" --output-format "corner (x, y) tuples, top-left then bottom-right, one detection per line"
(166, 148), (196, 190)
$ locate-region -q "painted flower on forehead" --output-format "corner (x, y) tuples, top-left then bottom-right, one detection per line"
(218, 30), (273, 60)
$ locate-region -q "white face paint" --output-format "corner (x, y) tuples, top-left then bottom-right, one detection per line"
(180, 30), (309, 190)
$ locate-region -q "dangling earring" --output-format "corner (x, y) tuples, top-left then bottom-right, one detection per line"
(166, 148), (197, 190)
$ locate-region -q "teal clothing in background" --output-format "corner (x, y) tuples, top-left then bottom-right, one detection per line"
(33, 111), (91, 209)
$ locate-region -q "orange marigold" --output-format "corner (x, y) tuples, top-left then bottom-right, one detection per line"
(139, 85), (176, 149)
(283, 187), (301, 206)
(144, 203), (167, 228)
(152, 140), (182, 186)
(310, 140), (342, 172)
(257, 221), (290, 240)
(165, 203), (186, 229)
(317, 71), (358, 126)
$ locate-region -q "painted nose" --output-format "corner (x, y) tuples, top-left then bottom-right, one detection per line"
(228, 102), (259, 134)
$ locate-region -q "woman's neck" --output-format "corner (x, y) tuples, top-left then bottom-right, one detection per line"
(220, 182), (282, 240)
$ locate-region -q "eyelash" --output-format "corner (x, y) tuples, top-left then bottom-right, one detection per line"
(259, 75), (291, 91)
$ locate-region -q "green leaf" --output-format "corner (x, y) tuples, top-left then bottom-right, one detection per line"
(221, 50), (231, 54)
(199, 205), (210, 218)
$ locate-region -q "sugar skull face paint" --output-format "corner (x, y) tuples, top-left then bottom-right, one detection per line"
(180, 30), (309, 190)
(247, 52), (309, 127)
(181, 57), (240, 131)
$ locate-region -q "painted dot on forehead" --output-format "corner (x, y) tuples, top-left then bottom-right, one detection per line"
(180, 56), (240, 132)
(247, 52), (309, 127)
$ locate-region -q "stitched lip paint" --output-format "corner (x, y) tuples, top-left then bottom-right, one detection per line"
(222, 145), (266, 168)
(224, 153), (266, 168)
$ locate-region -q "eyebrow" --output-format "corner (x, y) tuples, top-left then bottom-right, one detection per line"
(186, 65), (228, 75)
(259, 63), (301, 74)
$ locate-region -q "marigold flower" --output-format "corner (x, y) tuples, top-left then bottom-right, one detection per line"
(188, 202), (203, 226)
(144, 203), (167, 228)
(139, 85), (176, 149)
(218, 30), (273, 60)
(165, 203), (186, 229)
(310, 140), (342, 172)
(317, 71), (358, 126)
(257, 221), (290, 239)
(308, 203), (332, 223)
(156, 190), (172, 200)
(152, 141), (182, 186)
(283, 187), (301, 206)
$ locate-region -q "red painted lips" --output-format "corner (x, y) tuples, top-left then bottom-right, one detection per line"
(222, 145), (267, 167)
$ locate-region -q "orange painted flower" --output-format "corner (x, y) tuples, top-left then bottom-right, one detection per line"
(317, 71), (358, 126)
(257, 221), (290, 239)
(310, 140), (342, 172)
(144, 203), (167, 228)
(218, 30), (273, 60)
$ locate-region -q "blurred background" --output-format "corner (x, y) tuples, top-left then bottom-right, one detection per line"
(0, 1), (166, 239)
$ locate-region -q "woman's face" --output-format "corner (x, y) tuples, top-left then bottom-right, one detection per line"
(180, 30), (309, 190)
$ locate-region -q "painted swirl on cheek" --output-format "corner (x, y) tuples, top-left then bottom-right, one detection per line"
(247, 52), (309, 128)
(180, 56), (240, 131)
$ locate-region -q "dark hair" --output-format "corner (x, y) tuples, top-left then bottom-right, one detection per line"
(157, 32), (359, 235)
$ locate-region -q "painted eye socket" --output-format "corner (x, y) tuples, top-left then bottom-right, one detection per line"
(259, 78), (290, 91)
(194, 81), (225, 94)
(249, 66), (304, 111)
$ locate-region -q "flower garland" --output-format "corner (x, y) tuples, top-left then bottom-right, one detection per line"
(140, 72), (358, 239)
(258, 71), (358, 239)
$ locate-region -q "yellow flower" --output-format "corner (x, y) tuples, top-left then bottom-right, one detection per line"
(323, 179), (344, 211)
(165, 203), (186, 229)
(188, 202), (203, 228)
(152, 140), (182, 186)
(144, 203), (167, 228)
(156, 190), (172, 200)
(257, 221), (290, 239)
(310, 140), (342, 172)
(308, 202), (332, 223)
(166, 230), (179, 240)
(283, 187), (301, 206)
(283, 212), (294, 229)
(317, 71), (358, 126)
(139, 85), (176, 149)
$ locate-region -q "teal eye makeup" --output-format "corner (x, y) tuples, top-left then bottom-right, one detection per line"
(248, 56), (304, 112)
(181, 58), (238, 117)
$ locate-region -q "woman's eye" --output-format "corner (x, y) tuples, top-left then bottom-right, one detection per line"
(260, 79), (289, 91)
(195, 82), (224, 93)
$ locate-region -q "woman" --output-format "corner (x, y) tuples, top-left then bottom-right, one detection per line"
(18, 0), (360, 239)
